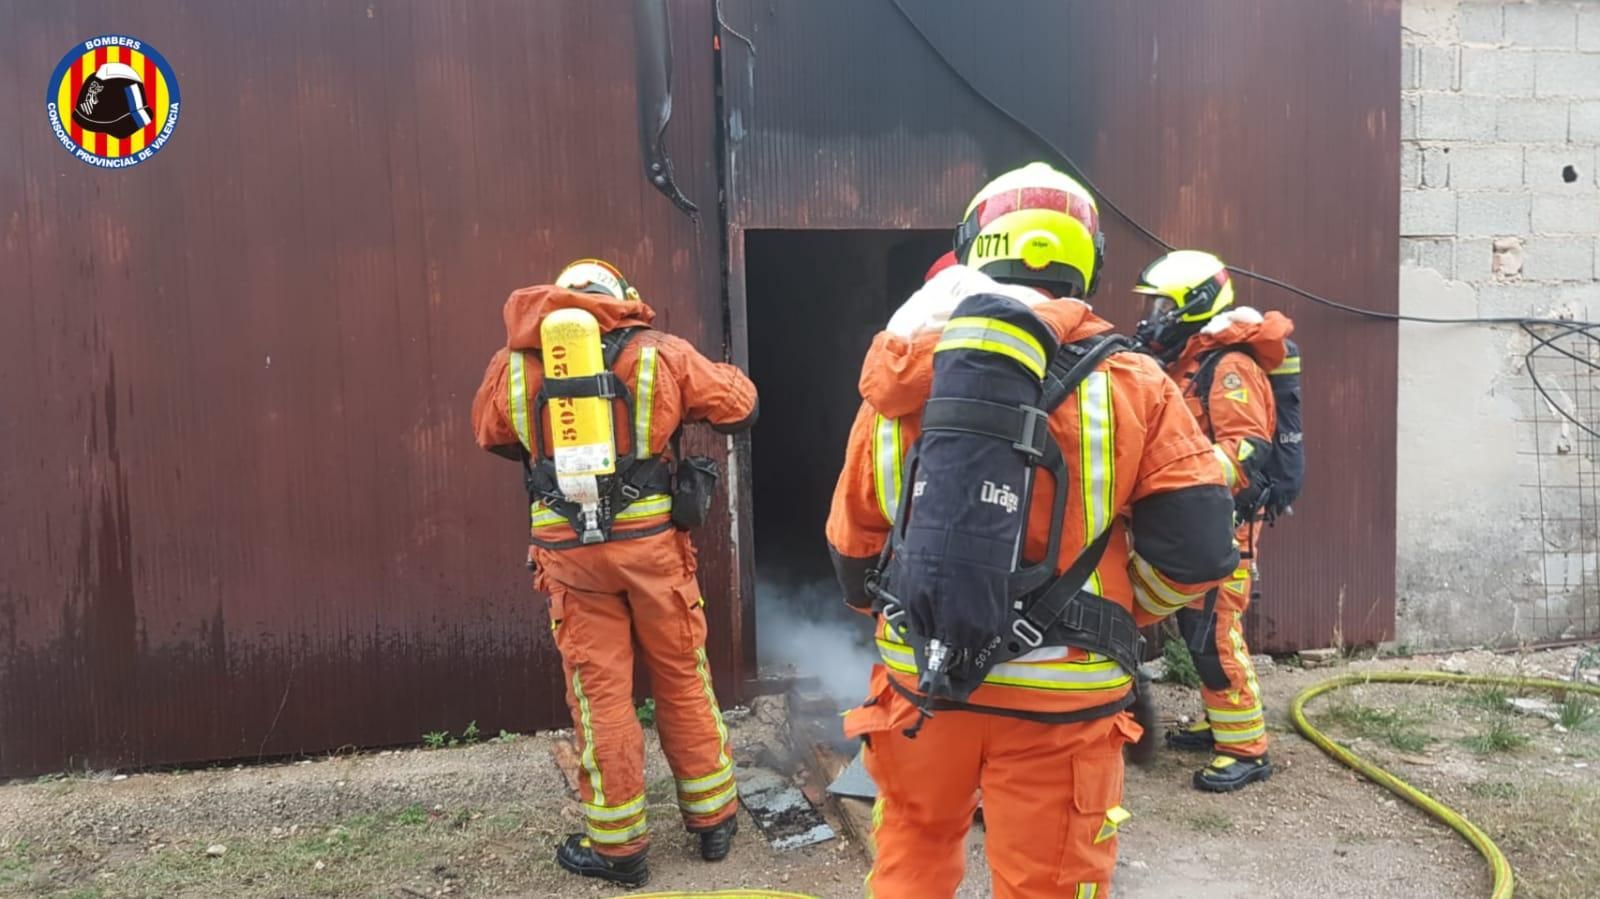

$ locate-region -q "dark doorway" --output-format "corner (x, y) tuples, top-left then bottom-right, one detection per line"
(744, 229), (948, 695)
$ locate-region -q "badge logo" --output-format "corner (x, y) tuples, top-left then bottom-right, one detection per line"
(46, 35), (180, 169)
(1222, 372), (1243, 390)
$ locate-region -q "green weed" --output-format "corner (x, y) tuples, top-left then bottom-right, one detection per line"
(422, 731), (448, 749)
(1318, 698), (1434, 752)
(1559, 695), (1598, 731)
(1461, 719), (1531, 755)
(1162, 638), (1203, 689)
(1186, 811), (1233, 834)
(1466, 781), (1519, 800)
(396, 804), (428, 826)
(636, 698), (657, 728)
(1457, 685), (1512, 713)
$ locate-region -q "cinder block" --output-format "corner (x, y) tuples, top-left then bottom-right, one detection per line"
(1420, 46), (1461, 91)
(1526, 146), (1598, 191)
(1402, 146), (1422, 189)
(1403, 96), (1419, 140)
(1496, 97), (1569, 142)
(1419, 93), (1497, 140)
(1402, 237), (1456, 273)
(1460, 2), (1505, 44)
(1451, 145), (1524, 189)
(1404, 2), (1459, 42)
(1459, 191), (1532, 236)
(1455, 237), (1496, 281)
(1461, 47), (1536, 95)
(1423, 146), (1452, 187)
(1402, 189), (1460, 236)
(1572, 101), (1600, 141)
(1522, 237), (1596, 281)
(1478, 281), (1597, 318)
(1536, 52), (1600, 98)
(1532, 192), (1600, 233)
(1402, 45), (1419, 91)
(1579, 5), (1600, 52)
(1505, 3), (1579, 50)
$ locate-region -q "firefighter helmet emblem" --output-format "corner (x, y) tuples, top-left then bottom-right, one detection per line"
(46, 35), (181, 168)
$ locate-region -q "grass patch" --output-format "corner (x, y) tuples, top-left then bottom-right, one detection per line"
(0, 840), (33, 888)
(1317, 698), (1434, 752)
(1456, 685), (1512, 713)
(1460, 719), (1531, 755)
(1466, 780), (1519, 801)
(1559, 695), (1598, 731)
(1186, 811), (1233, 834)
(1162, 638), (1202, 689)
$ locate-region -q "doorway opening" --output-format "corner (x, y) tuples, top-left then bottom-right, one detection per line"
(743, 229), (949, 695)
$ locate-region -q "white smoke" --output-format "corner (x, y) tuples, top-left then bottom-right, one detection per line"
(755, 577), (879, 704)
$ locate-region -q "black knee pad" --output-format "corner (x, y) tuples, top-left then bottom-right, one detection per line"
(1176, 608), (1232, 691)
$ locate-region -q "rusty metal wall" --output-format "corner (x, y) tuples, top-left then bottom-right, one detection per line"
(0, 0), (735, 778)
(720, 0), (1401, 652)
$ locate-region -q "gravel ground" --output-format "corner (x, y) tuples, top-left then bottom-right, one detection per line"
(2, 646), (1595, 898)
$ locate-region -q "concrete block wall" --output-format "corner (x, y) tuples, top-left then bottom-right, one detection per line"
(1399, 0), (1600, 646)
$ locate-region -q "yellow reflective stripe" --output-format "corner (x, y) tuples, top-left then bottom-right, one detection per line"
(531, 494), (672, 530)
(1271, 356), (1301, 375)
(1077, 371), (1114, 594)
(1206, 704), (1265, 723)
(1131, 554), (1198, 608)
(677, 762), (735, 794)
(1228, 624), (1262, 705)
(873, 415), (903, 524)
(1134, 582), (1184, 618)
(508, 351), (536, 453)
(693, 648), (731, 768)
(935, 334), (1048, 379)
(571, 669), (604, 805)
(678, 781), (739, 815)
(586, 816), (649, 844)
(1076, 884), (1099, 899)
(634, 346), (658, 457)
(582, 793), (646, 822)
(877, 638), (1131, 691)
(1212, 445), (1239, 488)
(1212, 722), (1268, 744)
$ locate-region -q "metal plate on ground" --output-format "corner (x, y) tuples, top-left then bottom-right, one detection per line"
(825, 745), (878, 800)
(734, 765), (836, 850)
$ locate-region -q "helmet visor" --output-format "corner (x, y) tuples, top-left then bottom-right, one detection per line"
(1147, 294), (1179, 319)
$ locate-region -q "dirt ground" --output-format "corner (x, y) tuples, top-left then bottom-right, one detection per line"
(2, 646), (1597, 899)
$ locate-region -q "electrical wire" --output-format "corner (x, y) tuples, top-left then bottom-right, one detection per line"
(887, 0), (1600, 436)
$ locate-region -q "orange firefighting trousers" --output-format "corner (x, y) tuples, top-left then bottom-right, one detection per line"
(533, 529), (738, 857)
(850, 666), (1138, 899)
(1179, 541), (1269, 759)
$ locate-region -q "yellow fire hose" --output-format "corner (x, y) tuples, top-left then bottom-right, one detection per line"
(1291, 670), (1600, 899)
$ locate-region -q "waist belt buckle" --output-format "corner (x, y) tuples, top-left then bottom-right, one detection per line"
(1012, 618), (1045, 649)
(1012, 405), (1047, 460)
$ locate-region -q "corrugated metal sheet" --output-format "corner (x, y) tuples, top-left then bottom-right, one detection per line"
(0, 0), (733, 777)
(721, 0), (1400, 652)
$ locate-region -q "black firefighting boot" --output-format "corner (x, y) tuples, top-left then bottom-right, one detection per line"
(1193, 753), (1274, 793)
(555, 835), (649, 887)
(1165, 720), (1217, 752)
(696, 814), (738, 862)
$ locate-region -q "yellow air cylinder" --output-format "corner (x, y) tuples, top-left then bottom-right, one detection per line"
(540, 308), (616, 541)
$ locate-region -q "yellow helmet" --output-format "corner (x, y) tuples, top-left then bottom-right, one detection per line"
(954, 162), (1104, 298)
(1131, 250), (1235, 359)
(555, 258), (641, 302)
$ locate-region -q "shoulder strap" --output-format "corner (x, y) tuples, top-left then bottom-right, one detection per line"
(1042, 334), (1134, 412)
(602, 326), (643, 368)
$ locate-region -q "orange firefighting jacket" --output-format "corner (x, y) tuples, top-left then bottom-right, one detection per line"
(827, 297), (1238, 716)
(472, 285), (757, 542)
(1167, 307), (1294, 498)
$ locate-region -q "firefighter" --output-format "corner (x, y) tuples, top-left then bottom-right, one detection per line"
(1132, 249), (1295, 792)
(827, 163), (1240, 898)
(471, 259), (758, 887)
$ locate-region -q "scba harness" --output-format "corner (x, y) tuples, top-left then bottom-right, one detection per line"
(519, 328), (718, 549)
(1191, 337), (1304, 522)
(863, 293), (1144, 728)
